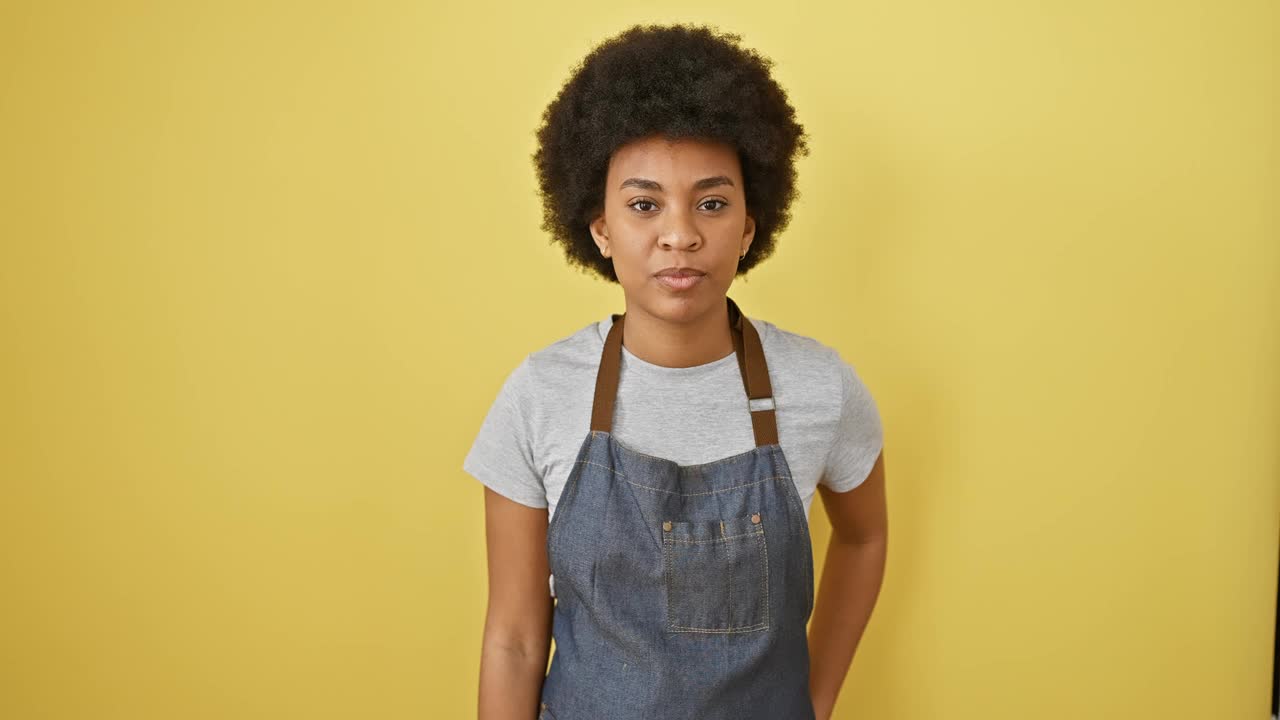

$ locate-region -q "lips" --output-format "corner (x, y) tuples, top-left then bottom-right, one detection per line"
(654, 267), (706, 277)
(654, 269), (706, 292)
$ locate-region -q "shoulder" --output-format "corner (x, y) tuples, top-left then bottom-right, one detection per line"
(749, 315), (850, 378)
(749, 314), (875, 414)
(515, 316), (608, 397)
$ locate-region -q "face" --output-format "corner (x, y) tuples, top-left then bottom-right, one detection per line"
(589, 134), (755, 323)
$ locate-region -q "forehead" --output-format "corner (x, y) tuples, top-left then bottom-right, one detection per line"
(606, 135), (741, 185)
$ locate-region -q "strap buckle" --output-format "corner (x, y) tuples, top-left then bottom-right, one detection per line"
(748, 396), (776, 412)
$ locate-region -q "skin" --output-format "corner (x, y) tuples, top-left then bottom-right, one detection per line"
(809, 453), (888, 719)
(477, 134), (888, 720)
(477, 488), (552, 720)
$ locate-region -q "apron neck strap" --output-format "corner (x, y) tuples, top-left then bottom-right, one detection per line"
(590, 296), (779, 446)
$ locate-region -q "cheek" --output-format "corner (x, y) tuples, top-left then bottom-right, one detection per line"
(609, 246), (649, 283)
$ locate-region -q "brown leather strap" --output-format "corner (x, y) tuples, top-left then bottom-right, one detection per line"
(590, 312), (626, 435)
(590, 296), (778, 446)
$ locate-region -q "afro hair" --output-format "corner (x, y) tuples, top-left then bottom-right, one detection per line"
(532, 23), (810, 284)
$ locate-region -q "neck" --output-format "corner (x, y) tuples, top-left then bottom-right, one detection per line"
(619, 297), (735, 369)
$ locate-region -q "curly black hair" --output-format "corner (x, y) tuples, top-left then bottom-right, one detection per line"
(532, 23), (810, 284)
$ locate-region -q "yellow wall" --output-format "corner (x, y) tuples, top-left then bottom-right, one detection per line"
(2, 1), (1276, 718)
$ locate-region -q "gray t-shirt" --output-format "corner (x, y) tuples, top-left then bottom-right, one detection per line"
(463, 312), (883, 596)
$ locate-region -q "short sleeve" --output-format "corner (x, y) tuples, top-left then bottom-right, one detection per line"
(461, 355), (547, 509)
(819, 358), (884, 493)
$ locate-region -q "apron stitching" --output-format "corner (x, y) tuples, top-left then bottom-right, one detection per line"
(726, 520), (733, 626)
(670, 623), (769, 633)
(603, 473), (794, 496)
(667, 531), (759, 544)
(759, 524), (771, 627)
(663, 536), (673, 629)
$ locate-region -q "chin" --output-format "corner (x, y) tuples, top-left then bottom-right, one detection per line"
(637, 285), (722, 323)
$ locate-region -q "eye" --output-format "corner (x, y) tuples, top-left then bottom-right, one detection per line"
(700, 199), (728, 211)
(628, 199), (657, 213)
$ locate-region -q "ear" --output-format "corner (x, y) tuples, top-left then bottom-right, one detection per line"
(589, 212), (611, 258)
(740, 214), (756, 257)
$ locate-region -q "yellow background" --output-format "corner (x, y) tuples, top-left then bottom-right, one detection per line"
(2, 1), (1276, 718)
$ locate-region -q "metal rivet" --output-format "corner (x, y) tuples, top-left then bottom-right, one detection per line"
(662, 520), (672, 531)
(751, 513), (761, 524)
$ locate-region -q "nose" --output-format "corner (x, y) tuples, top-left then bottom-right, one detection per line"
(657, 206), (702, 252)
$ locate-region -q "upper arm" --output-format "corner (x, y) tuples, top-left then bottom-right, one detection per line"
(818, 355), (887, 544)
(818, 447), (887, 544)
(481, 486), (553, 658)
(464, 355), (552, 654)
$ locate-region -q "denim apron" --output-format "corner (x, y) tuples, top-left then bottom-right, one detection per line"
(538, 296), (816, 720)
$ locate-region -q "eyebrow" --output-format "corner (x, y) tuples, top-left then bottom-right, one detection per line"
(618, 175), (736, 192)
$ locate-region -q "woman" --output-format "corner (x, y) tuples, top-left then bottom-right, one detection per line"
(464, 23), (888, 720)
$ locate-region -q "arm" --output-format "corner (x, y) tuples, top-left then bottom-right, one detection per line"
(477, 487), (554, 720)
(807, 449), (888, 720)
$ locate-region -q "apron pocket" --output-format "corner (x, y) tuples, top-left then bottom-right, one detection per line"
(661, 511), (769, 633)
